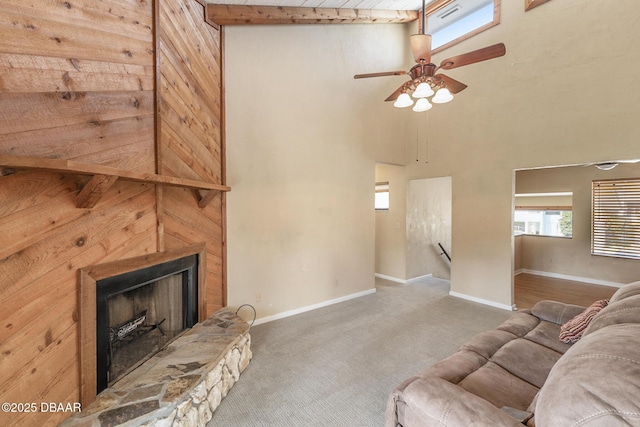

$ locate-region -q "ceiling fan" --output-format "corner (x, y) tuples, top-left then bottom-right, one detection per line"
(354, 0), (506, 112)
(585, 159), (640, 170)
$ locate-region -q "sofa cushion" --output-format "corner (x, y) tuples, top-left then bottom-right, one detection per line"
(535, 323), (640, 426)
(531, 300), (586, 325)
(386, 376), (524, 427)
(495, 311), (541, 337)
(490, 338), (563, 389)
(418, 350), (488, 384)
(524, 321), (573, 354)
(459, 329), (519, 360)
(559, 299), (609, 343)
(609, 280), (640, 304)
(458, 361), (539, 411)
(583, 294), (640, 337)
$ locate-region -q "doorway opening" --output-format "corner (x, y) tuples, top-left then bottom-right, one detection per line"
(374, 163), (452, 283)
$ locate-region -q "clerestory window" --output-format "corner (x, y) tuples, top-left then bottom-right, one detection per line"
(424, 0), (501, 53)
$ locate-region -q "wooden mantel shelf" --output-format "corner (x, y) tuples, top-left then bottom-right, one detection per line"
(0, 154), (230, 209)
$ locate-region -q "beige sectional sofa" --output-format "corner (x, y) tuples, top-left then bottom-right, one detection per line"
(385, 281), (640, 426)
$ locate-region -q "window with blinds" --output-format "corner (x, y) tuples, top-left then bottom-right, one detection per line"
(592, 178), (640, 259)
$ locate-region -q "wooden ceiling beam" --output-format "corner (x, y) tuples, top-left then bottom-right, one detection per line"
(206, 5), (419, 26)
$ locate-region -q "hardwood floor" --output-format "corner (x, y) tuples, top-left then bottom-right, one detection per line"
(514, 273), (616, 310)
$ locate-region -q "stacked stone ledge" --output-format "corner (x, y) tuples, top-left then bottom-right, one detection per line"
(60, 309), (252, 427)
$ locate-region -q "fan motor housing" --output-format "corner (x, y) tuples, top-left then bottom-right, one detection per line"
(410, 64), (436, 81)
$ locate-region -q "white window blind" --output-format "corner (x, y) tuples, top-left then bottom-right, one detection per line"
(592, 178), (640, 259)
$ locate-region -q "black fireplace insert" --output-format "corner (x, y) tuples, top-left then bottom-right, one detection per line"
(95, 254), (198, 393)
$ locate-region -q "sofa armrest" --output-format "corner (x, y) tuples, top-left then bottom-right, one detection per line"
(536, 324), (640, 426)
(531, 300), (585, 325)
(385, 376), (524, 427)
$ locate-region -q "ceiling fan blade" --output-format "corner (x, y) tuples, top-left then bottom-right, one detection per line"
(354, 70), (407, 79)
(410, 34), (432, 63)
(439, 43), (506, 70)
(433, 74), (467, 94)
(385, 81), (411, 102)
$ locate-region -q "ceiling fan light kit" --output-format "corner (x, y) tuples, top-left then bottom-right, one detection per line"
(354, 0), (506, 113)
(432, 87), (454, 103)
(398, 83), (453, 109)
(413, 82), (435, 98)
(393, 93), (414, 108)
(412, 98), (433, 112)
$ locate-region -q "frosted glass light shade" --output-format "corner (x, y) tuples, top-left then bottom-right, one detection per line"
(412, 82), (434, 98)
(393, 93), (414, 108)
(412, 98), (432, 112)
(432, 87), (453, 104)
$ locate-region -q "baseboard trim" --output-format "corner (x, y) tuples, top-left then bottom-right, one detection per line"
(375, 273), (435, 284)
(253, 288), (377, 326)
(449, 291), (515, 311)
(406, 274), (433, 284)
(374, 273), (407, 284)
(515, 269), (624, 288)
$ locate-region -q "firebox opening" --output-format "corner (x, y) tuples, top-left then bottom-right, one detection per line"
(95, 254), (198, 393)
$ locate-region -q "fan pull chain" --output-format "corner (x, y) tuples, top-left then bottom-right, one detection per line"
(425, 111), (429, 164)
(416, 125), (420, 162)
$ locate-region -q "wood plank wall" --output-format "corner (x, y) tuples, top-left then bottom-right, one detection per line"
(158, 0), (226, 314)
(0, 0), (224, 425)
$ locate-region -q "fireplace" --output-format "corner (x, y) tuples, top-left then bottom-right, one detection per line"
(79, 244), (207, 406)
(95, 254), (198, 393)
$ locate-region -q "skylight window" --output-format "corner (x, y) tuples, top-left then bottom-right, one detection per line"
(426, 0), (500, 52)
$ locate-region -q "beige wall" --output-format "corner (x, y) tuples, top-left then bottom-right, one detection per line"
(225, 24), (410, 320)
(401, 0), (640, 307)
(226, 0), (640, 317)
(514, 235), (523, 272)
(515, 163), (640, 285)
(374, 163), (408, 280)
(406, 177), (452, 280)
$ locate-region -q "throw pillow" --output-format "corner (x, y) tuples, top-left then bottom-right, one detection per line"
(559, 299), (609, 343)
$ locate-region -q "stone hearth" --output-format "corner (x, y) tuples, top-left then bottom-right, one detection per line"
(61, 309), (251, 427)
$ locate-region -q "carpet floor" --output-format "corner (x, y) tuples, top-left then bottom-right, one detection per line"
(207, 277), (511, 426)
